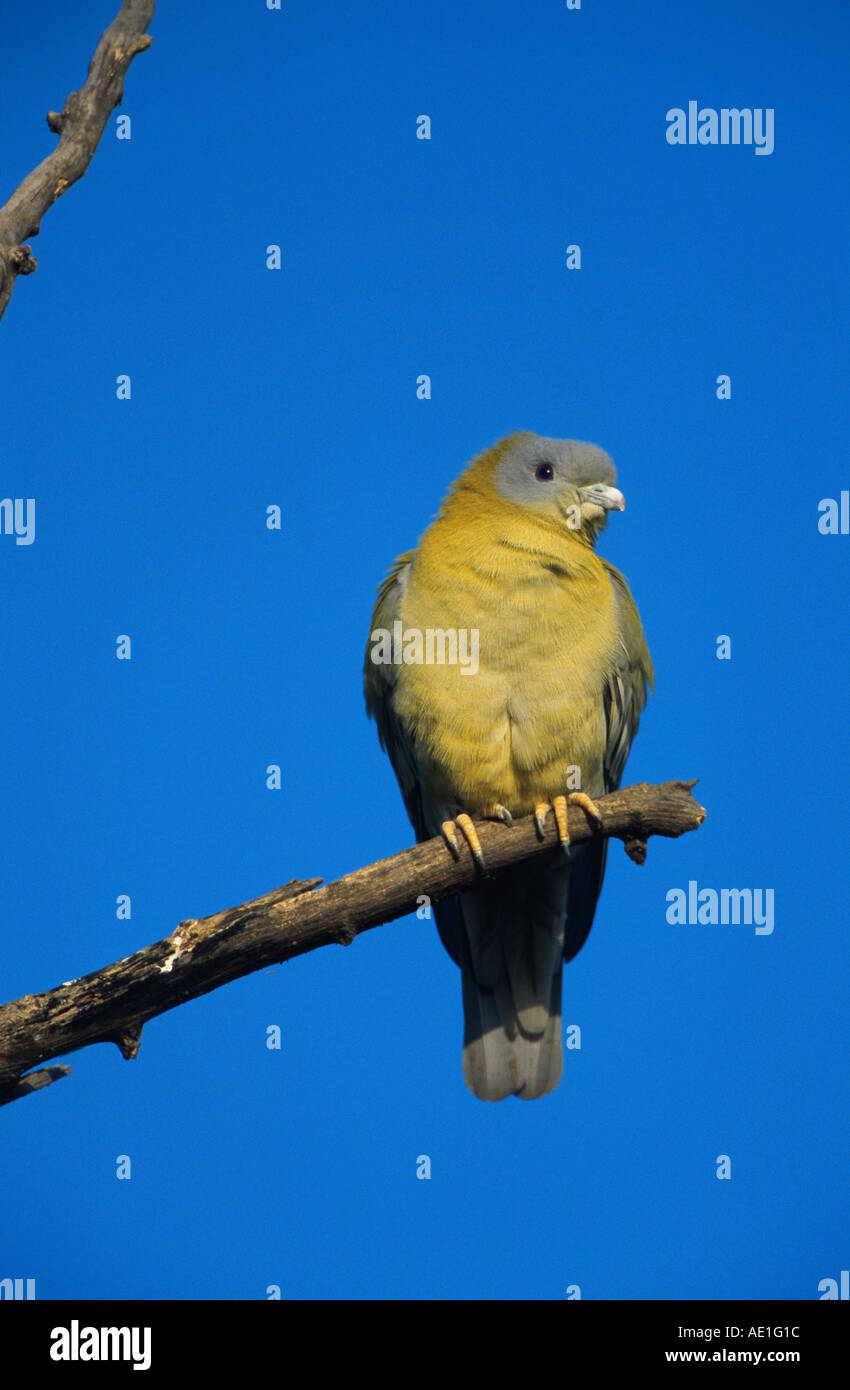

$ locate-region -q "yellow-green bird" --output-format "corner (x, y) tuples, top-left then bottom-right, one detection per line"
(364, 431), (652, 1101)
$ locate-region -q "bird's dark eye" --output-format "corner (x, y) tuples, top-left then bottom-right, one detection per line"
(535, 462), (555, 481)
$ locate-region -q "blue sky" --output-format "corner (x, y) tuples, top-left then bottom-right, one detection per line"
(1, 0), (848, 1300)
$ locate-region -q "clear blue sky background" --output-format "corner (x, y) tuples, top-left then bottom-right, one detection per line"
(1, 0), (848, 1300)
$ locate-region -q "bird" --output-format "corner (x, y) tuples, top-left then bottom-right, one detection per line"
(364, 431), (653, 1101)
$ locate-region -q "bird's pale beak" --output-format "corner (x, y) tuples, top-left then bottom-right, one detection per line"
(582, 484), (625, 512)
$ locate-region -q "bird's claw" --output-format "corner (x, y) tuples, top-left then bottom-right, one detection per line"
(456, 813), (486, 870)
(442, 819), (462, 860)
(533, 792), (603, 854)
(442, 813), (487, 871)
(568, 791), (604, 828)
(534, 796), (570, 849)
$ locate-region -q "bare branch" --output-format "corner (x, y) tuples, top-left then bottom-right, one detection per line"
(0, 0), (155, 323)
(0, 779), (705, 1106)
(0, 1065), (71, 1106)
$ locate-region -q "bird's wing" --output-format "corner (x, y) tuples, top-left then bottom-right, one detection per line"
(363, 552), (430, 842)
(600, 559), (654, 794)
(563, 559), (653, 962)
(365, 552), (467, 965)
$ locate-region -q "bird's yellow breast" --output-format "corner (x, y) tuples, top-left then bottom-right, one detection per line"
(392, 493), (619, 814)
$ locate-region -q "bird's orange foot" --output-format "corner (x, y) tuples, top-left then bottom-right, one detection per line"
(533, 792), (603, 853)
(442, 813), (485, 870)
(568, 791), (604, 829)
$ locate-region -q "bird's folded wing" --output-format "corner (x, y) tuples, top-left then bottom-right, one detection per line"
(363, 553), (430, 842)
(563, 561), (654, 962)
(601, 559), (654, 793)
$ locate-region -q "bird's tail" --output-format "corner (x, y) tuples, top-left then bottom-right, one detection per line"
(453, 863), (569, 1101)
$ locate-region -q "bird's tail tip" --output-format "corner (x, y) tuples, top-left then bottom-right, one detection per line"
(461, 999), (564, 1102)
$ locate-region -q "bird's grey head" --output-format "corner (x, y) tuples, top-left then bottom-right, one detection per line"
(493, 432), (625, 544)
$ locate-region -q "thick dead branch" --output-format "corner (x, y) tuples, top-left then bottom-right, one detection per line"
(0, 779), (705, 1106)
(0, 0), (155, 323)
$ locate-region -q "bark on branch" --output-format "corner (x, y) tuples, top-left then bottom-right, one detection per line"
(0, 779), (705, 1106)
(0, 0), (155, 323)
